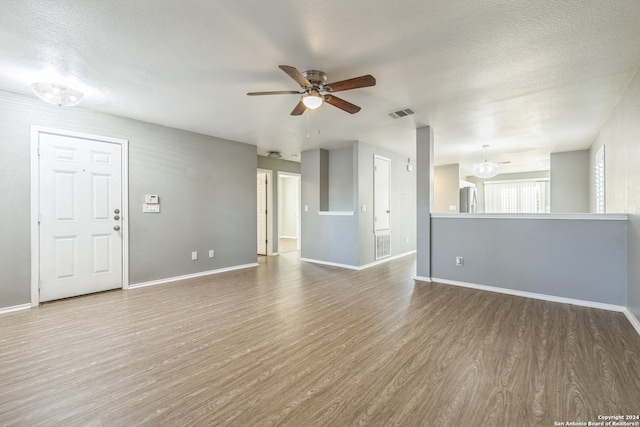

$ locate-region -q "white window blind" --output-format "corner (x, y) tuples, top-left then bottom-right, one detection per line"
(595, 146), (605, 214)
(484, 179), (549, 213)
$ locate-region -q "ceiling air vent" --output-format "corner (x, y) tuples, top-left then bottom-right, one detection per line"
(388, 108), (414, 119)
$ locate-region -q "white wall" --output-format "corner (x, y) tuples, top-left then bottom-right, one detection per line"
(550, 150), (589, 213)
(278, 175), (298, 238)
(589, 66), (640, 320)
(434, 164), (460, 213)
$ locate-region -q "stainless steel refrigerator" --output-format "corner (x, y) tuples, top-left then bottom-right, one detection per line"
(460, 186), (477, 213)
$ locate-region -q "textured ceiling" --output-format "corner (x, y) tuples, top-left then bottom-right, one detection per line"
(1, 0), (640, 174)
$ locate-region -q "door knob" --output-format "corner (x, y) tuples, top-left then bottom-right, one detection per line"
(114, 225), (121, 231)
(114, 215), (120, 220)
(114, 209), (120, 214)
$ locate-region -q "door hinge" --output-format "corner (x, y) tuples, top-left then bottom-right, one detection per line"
(37, 146), (40, 156)
(37, 213), (41, 224)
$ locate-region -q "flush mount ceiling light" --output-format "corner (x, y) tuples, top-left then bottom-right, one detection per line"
(472, 145), (500, 178)
(31, 82), (84, 107)
(302, 89), (323, 109)
(267, 151), (282, 158)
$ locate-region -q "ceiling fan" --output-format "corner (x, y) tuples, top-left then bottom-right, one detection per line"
(247, 65), (376, 115)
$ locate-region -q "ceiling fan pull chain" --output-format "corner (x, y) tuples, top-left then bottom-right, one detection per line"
(307, 111), (311, 139)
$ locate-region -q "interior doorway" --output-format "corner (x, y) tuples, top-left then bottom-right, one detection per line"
(277, 172), (301, 253)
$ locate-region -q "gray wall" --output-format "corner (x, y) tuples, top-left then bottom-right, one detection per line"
(431, 216), (627, 306)
(0, 90), (256, 308)
(301, 148), (359, 265)
(589, 66), (640, 319)
(434, 164), (460, 213)
(301, 141), (417, 268)
(416, 127), (434, 278)
(550, 150), (589, 213)
(356, 141), (416, 266)
(328, 146), (355, 211)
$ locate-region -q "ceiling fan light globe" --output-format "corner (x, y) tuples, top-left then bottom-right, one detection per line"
(302, 91), (323, 109)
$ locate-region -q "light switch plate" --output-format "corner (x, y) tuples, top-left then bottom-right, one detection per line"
(143, 204), (160, 213)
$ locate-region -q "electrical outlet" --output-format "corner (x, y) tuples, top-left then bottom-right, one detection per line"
(191, 251), (198, 261)
(456, 256), (464, 266)
(209, 249), (214, 258)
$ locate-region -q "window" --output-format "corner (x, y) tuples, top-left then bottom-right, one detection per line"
(595, 146), (605, 213)
(484, 179), (550, 213)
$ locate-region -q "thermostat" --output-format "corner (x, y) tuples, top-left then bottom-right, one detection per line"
(145, 195), (159, 204)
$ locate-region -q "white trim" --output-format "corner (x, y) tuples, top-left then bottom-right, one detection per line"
(300, 258), (360, 270)
(301, 250), (415, 271)
(30, 127), (130, 307)
(318, 211), (354, 216)
(624, 310), (640, 336)
(430, 213), (627, 221)
(429, 277), (626, 312)
(0, 304), (31, 315)
(257, 169), (274, 256)
(129, 263), (259, 289)
(279, 235), (298, 239)
(276, 171), (302, 251)
(414, 276), (432, 283)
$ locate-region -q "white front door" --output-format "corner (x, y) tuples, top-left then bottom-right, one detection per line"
(38, 132), (124, 302)
(257, 172), (267, 255)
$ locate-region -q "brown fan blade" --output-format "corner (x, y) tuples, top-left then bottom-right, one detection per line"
(290, 100), (306, 116)
(247, 90), (302, 96)
(324, 95), (361, 114)
(279, 65), (312, 88)
(325, 74), (376, 92)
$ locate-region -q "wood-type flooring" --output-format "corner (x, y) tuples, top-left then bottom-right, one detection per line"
(0, 253), (639, 426)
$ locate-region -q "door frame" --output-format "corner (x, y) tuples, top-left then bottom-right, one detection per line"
(30, 126), (130, 307)
(257, 168), (274, 256)
(374, 154), (391, 232)
(277, 171), (302, 251)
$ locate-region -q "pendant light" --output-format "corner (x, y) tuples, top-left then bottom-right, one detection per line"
(472, 145), (499, 178)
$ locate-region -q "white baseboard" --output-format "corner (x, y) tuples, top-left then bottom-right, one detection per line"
(0, 303), (31, 315)
(129, 263), (259, 289)
(428, 277), (627, 313)
(301, 250), (416, 271)
(414, 275), (432, 283)
(278, 236), (298, 239)
(300, 258), (360, 270)
(624, 310), (640, 336)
